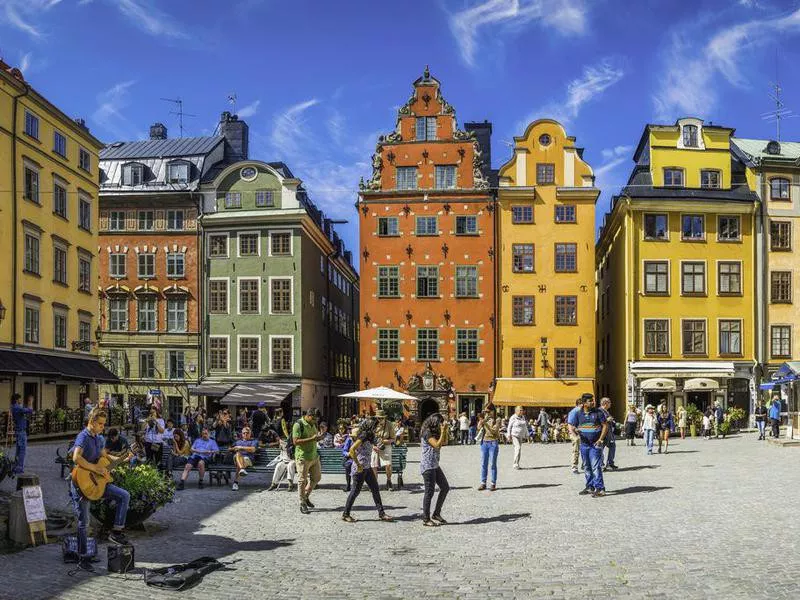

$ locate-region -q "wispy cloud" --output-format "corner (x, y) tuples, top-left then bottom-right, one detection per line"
(115, 0), (186, 38)
(654, 7), (800, 119)
(447, 0), (588, 67)
(0, 0), (62, 38)
(237, 100), (260, 119)
(19, 52), (32, 73)
(92, 80), (137, 140)
(595, 145), (632, 178)
(269, 99), (320, 156)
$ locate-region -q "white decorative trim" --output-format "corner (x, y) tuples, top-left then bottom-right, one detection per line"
(237, 334), (261, 373)
(208, 334), (230, 373)
(268, 334), (295, 375)
(236, 276), (261, 315)
(268, 276), (294, 316)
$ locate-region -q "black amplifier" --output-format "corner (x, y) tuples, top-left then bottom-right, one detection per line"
(107, 543), (135, 573)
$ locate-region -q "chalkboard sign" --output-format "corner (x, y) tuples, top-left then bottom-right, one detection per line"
(22, 486), (46, 523)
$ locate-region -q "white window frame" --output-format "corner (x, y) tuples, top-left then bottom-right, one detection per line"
(138, 253), (156, 279)
(166, 297), (187, 333)
(237, 277), (261, 315)
(166, 209), (185, 231)
(108, 297), (128, 332)
(208, 335), (230, 373)
(680, 213), (706, 241)
(209, 277), (230, 314)
(269, 335), (294, 374)
(110, 253), (126, 278)
(137, 210), (155, 231)
(208, 233), (230, 258)
(109, 210), (126, 231)
(269, 276), (294, 315)
(166, 252), (185, 278)
(23, 162), (40, 204)
(717, 260), (743, 296)
(24, 303), (40, 345)
(237, 230), (261, 258)
(237, 335), (261, 373)
(268, 230), (294, 257)
(717, 215), (741, 242)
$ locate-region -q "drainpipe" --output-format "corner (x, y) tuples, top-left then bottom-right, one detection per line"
(191, 189), (203, 389)
(11, 82), (31, 350)
(326, 251), (335, 419)
(492, 190), (499, 402)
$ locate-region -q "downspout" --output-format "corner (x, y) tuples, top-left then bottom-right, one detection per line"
(492, 188), (499, 400)
(11, 82), (31, 350)
(191, 189), (203, 390)
(326, 251), (334, 417)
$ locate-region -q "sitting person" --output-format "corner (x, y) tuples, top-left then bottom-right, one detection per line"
(169, 428), (192, 470)
(230, 427), (259, 491)
(177, 427), (219, 490)
(394, 419), (406, 446)
(317, 422), (334, 449)
(260, 427), (280, 448)
(266, 437), (297, 492)
(333, 423), (347, 448)
(129, 433), (147, 465)
(105, 428), (130, 454)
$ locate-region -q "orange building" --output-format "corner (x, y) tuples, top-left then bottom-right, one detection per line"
(357, 68), (495, 422)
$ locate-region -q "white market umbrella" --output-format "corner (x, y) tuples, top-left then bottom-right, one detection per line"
(339, 386), (417, 401)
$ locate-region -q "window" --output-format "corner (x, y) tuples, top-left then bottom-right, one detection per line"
(455, 215), (477, 235)
(24, 233), (40, 274)
(378, 217), (399, 236)
(209, 280), (228, 313)
(53, 131), (67, 157)
(166, 210), (184, 230)
(396, 166), (417, 190)
(416, 216), (437, 236)
(770, 221), (791, 251)
(109, 253), (126, 278)
(255, 190), (274, 207)
(644, 261), (669, 294)
(681, 262), (705, 295)
(554, 348), (577, 377)
(138, 254), (155, 279)
(718, 216), (740, 241)
(109, 211), (125, 231)
(109, 298), (128, 331)
(168, 163), (189, 184)
(434, 165), (456, 189)
(271, 278), (292, 314)
(137, 211), (154, 231)
(109, 350), (127, 379)
(455, 265), (478, 298)
(417, 329), (439, 361)
(54, 313), (67, 348)
(166, 253), (184, 278)
(377, 266), (400, 298)
(771, 271), (792, 303)
(139, 351), (155, 379)
(555, 296), (577, 325)
(24, 166), (39, 203)
(209, 234), (228, 257)
(168, 351), (185, 379)
(416, 265), (439, 297)
(271, 337), (293, 372)
(167, 298), (186, 332)
(682, 124), (698, 147)
(554, 243), (577, 272)
(700, 170), (720, 189)
(512, 205), (533, 224)
(239, 233), (259, 256)
(378, 329), (400, 360)
(771, 178), (790, 200)
(718, 262), (741, 295)
(681, 214), (704, 240)
(555, 205), (576, 223)
(225, 192), (242, 208)
(209, 337), (228, 371)
(415, 116), (437, 141)
(456, 329), (478, 361)
(137, 297), (156, 331)
(79, 257), (91, 292)
(53, 246), (67, 284)
(79, 198), (91, 231)
(240, 338), (260, 371)
(681, 320), (706, 354)
(719, 320), (742, 355)
(24, 306), (39, 344)
(79, 148), (91, 172)
(644, 319), (669, 354)
(664, 168), (683, 187)
(644, 214), (668, 240)
(53, 182), (67, 218)
(271, 232), (291, 256)
(123, 164), (144, 186)
(239, 279), (260, 314)
(512, 348), (534, 377)
(536, 163), (555, 184)
(512, 244), (534, 273)
(512, 296), (534, 326)
(24, 110), (39, 138)
(771, 326), (791, 358)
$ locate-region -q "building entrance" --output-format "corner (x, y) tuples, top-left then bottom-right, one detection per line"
(686, 391), (712, 412)
(419, 398), (440, 422)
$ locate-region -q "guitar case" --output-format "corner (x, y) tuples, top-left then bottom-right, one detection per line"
(143, 557), (224, 591)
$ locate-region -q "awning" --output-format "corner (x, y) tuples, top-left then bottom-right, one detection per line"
(631, 361), (735, 378)
(684, 377), (720, 391)
(0, 349), (119, 383)
(220, 382), (299, 406)
(640, 378), (677, 392)
(493, 379), (594, 407)
(760, 378), (795, 390)
(775, 362), (800, 379)
(188, 383), (235, 397)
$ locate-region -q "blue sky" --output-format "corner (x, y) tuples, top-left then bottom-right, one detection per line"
(3, 0), (800, 257)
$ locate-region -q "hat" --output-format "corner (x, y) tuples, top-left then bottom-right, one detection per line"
(257, 402), (267, 408)
(646, 404), (654, 410)
(375, 409), (387, 418)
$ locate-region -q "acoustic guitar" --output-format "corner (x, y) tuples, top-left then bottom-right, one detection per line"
(71, 453), (132, 501)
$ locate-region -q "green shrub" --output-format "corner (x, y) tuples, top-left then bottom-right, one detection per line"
(92, 463), (174, 525)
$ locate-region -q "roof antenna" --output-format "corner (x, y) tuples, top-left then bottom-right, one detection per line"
(160, 97), (197, 138)
(227, 93), (237, 116)
(761, 50), (796, 141)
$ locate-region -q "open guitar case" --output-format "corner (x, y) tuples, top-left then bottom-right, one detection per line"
(143, 557), (226, 591)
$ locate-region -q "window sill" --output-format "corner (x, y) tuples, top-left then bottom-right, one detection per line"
(644, 353), (671, 357)
(772, 355), (792, 360)
(52, 280), (68, 288)
(644, 292), (670, 297)
(512, 221), (535, 225)
(455, 295), (480, 299)
(681, 238), (706, 243)
(209, 255), (230, 260)
(377, 359), (402, 363)
(377, 234), (401, 238)
(455, 233), (479, 237)
(377, 296), (402, 299)
(682, 354), (708, 358)
(770, 198), (791, 202)
(555, 322), (578, 327)
(512, 323), (535, 327)
(415, 234), (440, 237)
(554, 221), (577, 225)
(554, 270), (578, 274)
(643, 238), (669, 242)
(771, 248), (792, 253)
(23, 197), (42, 206)
(719, 354), (743, 358)
(23, 270), (41, 278)
(718, 239), (742, 243)
(78, 226), (92, 234)
(417, 295), (442, 300)
(512, 271), (536, 275)
(456, 359), (481, 363)
(718, 292), (743, 297)
(770, 300), (793, 305)
(167, 276), (186, 281)
(53, 211), (69, 222)
(681, 293), (708, 298)
(78, 289), (92, 295)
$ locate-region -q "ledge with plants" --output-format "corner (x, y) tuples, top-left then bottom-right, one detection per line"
(90, 463), (174, 530)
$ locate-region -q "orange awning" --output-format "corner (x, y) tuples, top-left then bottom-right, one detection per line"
(493, 379), (595, 407)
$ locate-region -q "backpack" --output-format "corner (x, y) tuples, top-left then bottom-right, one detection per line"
(144, 557), (224, 591)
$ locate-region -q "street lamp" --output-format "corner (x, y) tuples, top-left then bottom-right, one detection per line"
(0, 299), (5, 323)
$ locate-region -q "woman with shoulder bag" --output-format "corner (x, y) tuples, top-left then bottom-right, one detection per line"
(477, 405), (500, 491)
(419, 413), (450, 527)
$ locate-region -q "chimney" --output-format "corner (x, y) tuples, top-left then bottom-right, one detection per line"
(74, 117), (89, 132)
(465, 121), (493, 177)
(220, 111), (249, 161)
(149, 122), (168, 140)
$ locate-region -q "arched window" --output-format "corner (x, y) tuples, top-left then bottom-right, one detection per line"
(771, 177), (790, 200)
(682, 124), (698, 147)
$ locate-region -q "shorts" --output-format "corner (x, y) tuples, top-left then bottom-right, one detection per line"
(240, 456), (253, 468)
(370, 447), (391, 468)
(188, 456), (206, 468)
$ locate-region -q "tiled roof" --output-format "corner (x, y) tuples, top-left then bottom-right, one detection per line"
(100, 136), (223, 160)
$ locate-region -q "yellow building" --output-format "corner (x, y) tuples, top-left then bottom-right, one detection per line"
(493, 120), (598, 411)
(0, 60), (116, 414)
(597, 118), (760, 421)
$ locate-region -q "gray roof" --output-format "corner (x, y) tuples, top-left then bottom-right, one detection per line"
(732, 138), (800, 162)
(100, 136), (223, 160)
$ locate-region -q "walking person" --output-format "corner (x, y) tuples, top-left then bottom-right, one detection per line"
(10, 394), (33, 474)
(567, 398), (585, 474)
(599, 398), (618, 470)
(477, 404), (500, 491)
(754, 399), (767, 440)
(458, 412), (469, 445)
(293, 409), (322, 514)
(342, 419), (394, 523)
(642, 405), (657, 454)
(677, 405), (687, 440)
(420, 412), (451, 527)
(468, 412), (478, 445)
(713, 401), (725, 439)
(702, 411), (712, 439)
(656, 405), (674, 454)
(769, 396), (781, 438)
(506, 405), (529, 469)
(567, 394), (608, 497)
(372, 410), (396, 491)
(537, 408), (550, 443)
(624, 405), (638, 446)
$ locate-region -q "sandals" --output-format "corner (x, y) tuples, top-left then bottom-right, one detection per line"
(341, 514), (357, 523)
(378, 513), (394, 522)
(422, 519), (438, 527)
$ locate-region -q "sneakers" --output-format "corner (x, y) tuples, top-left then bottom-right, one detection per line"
(177, 480), (185, 491)
(232, 482), (239, 491)
(422, 519), (438, 527)
(288, 483), (297, 492)
(513, 464), (520, 470)
(579, 487), (594, 495)
(108, 530), (128, 545)
(300, 503), (310, 515)
(431, 514), (448, 525)
(267, 483), (278, 492)
(305, 499), (315, 509)
(342, 514), (357, 523)
(385, 482), (394, 492)
(592, 489), (606, 498)
(238, 469), (248, 478)
(606, 463), (618, 470)
(378, 513), (394, 522)
(478, 483), (486, 491)
(571, 467), (579, 474)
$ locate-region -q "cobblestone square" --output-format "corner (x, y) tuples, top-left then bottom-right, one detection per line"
(1, 434), (798, 599)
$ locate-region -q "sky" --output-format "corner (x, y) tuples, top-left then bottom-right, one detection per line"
(2, 0), (800, 260)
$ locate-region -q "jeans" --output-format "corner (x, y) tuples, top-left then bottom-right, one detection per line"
(70, 481), (130, 557)
(480, 440), (499, 484)
(14, 431), (27, 473)
(540, 428), (549, 443)
(756, 420), (766, 438)
(144, 442), (163, 467)
(344, 468), (384, 516)
(468, 426), (477, 444)
(511, 436), (523, 467)
(579, 442), (605, 491)
(771, 418), (780, 438)
(460, 430), (469, 445)
(644, 429), (655, 453)
(605, 439), (616, 466)
(422, 467), (449, 519)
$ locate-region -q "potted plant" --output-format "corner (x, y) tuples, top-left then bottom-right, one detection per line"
(50, 408), (66, 433)
(725, 406), (746, 434)
(0, 450), (12, 484)
(90, 463), (174, 530)
(685, 403), (701, 437)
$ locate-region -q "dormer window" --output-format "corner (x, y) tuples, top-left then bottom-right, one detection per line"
(122, 163), (145, 186)
(682, 124), (699, 148)
(415, 117), (437, 141)
(168, 162), (190, 184)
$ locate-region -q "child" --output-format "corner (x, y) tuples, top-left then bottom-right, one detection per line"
(702, 413), (711, 439)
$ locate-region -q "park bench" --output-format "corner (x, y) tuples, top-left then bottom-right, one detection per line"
(55, 446), (74, 479)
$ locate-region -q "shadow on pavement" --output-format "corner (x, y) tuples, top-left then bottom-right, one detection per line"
(520, 464), (565, 470)
(612, 465), (661, 472)
(135, 535), (295, 566)
(406, 485), (472, 495)
(663, 450), (699, 454)
(455, 512), (532, 525)
(610, 486), (672, 495)
(497, 483), (561, 490)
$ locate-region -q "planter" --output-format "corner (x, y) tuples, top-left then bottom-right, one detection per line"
(90, 503), (156, 530)
(88, 463), (174, 531)
(689, 423), (697, 437)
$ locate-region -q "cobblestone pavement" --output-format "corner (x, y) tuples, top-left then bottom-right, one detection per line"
(1, 433), (798, 599)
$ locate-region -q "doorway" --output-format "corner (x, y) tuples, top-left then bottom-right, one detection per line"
(419, 398), (440, 422)
(643, 391), (669, 411)
(686, 391), (712, 412)
(458, 394), (485, 417)
(23, 382), (39, 411)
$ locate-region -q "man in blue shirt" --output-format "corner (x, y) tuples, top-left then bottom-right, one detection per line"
(177, 427), (219, 490)
(10, 394), (33, 474)
(566, 398), (584, 474)
(769, 396), (782, 438)
(567, 394), (608, 497)
(230, 427), (259, 491)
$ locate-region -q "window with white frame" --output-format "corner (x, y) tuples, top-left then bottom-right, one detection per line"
(137, 297), (157, 331)
(396, 166), (417, 190)
(109, 297), (128, 331)
(271, 337), (292, 372)
(166, 298), (186, 332)
(54, 312), (67, 348)
(209, 337), (228, 371)
(168, 163), (189, 184)
(644, 214), (668, 240)
(681, 215), (704, 240)
(109, 211), (125, 231)
(377, 329), (399, 360)
(434, 165), (456, 189)
(209, 280), (228, 313)
(415, 116), (437, 141)
(138, 253), (155, 278)
(718, 262), (741, 295)
(255, 190), (274, 207)
(238, 232), (259, 256)
(644, 261), (669, 294)
(239, 279), (260, 314)
(455, 265), (478, 297)
(455, 215), (477, 235)
(24, 166), (39, 203)
(110, 253), (126, 278)
(225, 192), (241, 208)
(166, 209), (184, 230)
(718, 215), (740, 241)
(166, 252), (184, 278)
(138, 211), (154, 231)
(271, 278), (292, 314)
(456, 329), (478, 361)
(415, 216), (437, 236)
(79, 148), (91, 173)
(270, 232), (291, 256)
(209, 234), (228, 257)
(700, 170), (720, 189)
(681, 262), (705, 295)
(24, 305), (40, 344)
(644, 319), (669, 354)
(664, 168), (684, 187)
(682, 124), (699, 147)
(719, 320), (741, 355)
(123, 164), (144, 186)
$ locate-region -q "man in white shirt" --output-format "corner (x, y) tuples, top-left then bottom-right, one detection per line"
(506, 406), (529, 469)
(458, 412), (469, 445)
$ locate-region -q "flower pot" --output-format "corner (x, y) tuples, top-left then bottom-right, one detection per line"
(90, 502), (157, 530)
(689, 424), (697, 437)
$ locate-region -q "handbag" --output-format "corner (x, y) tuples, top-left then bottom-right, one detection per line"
(474, 427), (485, 444)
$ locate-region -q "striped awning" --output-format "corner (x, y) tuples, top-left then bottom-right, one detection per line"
(220, 382), (299, 406)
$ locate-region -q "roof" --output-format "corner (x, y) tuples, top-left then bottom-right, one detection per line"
(100, 136), (223, 160)
(732, 138), (800, 162)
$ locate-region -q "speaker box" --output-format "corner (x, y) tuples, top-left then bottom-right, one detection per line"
(62, 535), (97, 563)
(107, 543), (135, 573)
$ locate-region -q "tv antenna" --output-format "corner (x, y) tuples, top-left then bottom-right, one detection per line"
(160, 97), (196, 138)
(761, 53), (797, 141)
(227, 93), (237, 116)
